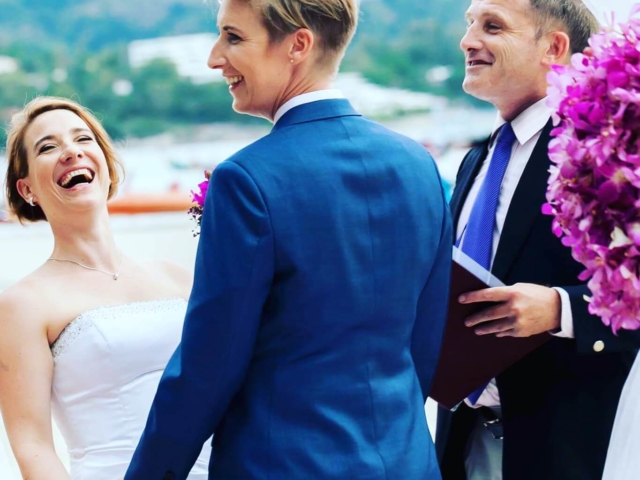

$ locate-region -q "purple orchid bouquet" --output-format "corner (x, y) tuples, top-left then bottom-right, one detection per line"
(189, 170), (211, 237)
(544, 5), (640, 333)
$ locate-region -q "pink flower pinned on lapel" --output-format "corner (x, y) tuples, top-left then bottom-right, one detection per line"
(189, 170), (212, 237)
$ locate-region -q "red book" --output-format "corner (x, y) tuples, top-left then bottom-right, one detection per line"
(430, 247), (549, 410)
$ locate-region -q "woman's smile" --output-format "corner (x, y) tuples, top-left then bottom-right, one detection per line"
(225, 75), (245, 91)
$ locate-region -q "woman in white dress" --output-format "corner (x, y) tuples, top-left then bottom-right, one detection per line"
(602, 357), (640, 480)
(0, 96), (210, 480)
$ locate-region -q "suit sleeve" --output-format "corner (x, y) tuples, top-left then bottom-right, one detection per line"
(125, 160), (274, 480)
(562, 285), (640, 354)
(411, 187), (453, 401)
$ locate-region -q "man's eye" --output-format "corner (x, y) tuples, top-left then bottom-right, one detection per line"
(487, 23), (500, 31)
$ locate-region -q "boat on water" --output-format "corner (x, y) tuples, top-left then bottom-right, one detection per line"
(107, 191), (194, 215)
(0, 192), (194, 221)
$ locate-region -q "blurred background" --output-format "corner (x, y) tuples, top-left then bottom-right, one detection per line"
(0, 0), (496, 218)
(0, 0), (498, 477)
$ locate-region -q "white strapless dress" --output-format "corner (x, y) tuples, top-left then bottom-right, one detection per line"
(602, 354), (640, 480)
(50, 298), (211, 480)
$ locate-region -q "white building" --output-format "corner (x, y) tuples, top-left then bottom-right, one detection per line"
(335, 72), (448, 117)
(126, 34), (448, 116)
(128, 33), (222, 84)
(0, 56), (18, 75)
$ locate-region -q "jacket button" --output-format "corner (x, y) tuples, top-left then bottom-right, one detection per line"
(593, 340), (605, 353)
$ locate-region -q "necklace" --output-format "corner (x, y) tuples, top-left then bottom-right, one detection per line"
(47, 251), (124, 281)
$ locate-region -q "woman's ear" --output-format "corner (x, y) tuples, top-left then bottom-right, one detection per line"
(542, 30), (571, 67)
(288, 28), (315, 65)
(16, 178), (36, 205)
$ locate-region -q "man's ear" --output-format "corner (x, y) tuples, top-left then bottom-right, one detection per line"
(542, 31), (571, 66)
(288, 28), (315, 65)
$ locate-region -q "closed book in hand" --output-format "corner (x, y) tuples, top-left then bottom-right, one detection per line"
(429, 246), (549, 410)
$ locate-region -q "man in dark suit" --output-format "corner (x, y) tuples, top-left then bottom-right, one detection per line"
(435, 1), (640, 479)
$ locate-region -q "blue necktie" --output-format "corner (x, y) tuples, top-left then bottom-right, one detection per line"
(461, 122), (516, 405)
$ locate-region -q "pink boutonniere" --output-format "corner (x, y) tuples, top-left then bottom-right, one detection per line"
(188, 170), (211, 237)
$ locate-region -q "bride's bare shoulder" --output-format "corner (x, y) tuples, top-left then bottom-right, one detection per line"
(0, 273), (57, 325)
(137, 257), (193, 299)
(157, 259), (192, 284)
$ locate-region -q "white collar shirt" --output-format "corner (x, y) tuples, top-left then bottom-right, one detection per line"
(273, 89), (345, 124)
(457, 97), (574, 408)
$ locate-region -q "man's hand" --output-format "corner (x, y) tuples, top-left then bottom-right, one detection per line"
(460, 283), (561, 338)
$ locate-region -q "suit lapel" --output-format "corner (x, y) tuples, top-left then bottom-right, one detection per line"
(450, 141), (490, 231)
(491, 120), (554, 281)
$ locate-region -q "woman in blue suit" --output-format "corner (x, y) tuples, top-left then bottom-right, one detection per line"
(126, 0), (452, 478)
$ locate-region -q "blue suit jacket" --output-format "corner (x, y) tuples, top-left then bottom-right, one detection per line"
(125, 99), (452, 480)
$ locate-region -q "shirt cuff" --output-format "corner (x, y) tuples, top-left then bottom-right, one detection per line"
(551, 287), (574, 339)
(463, 379), (500, 408)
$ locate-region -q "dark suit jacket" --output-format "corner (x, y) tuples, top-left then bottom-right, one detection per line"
(435, 121), (640, 480)
(125, 99), (452, 480)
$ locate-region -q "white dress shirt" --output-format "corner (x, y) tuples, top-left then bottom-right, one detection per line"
(273, 89), (345, 124)
(457, 97), (574, 408)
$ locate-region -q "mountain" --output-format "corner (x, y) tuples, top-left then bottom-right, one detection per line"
(0, 0), (468, 54)
(0, 0), (475, 142)
(1, 0), (216, 50)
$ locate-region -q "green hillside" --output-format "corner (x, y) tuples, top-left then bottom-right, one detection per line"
(0, 0), (472, 140)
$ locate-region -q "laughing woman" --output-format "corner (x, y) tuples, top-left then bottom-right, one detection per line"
(125, 0), (452, 479)
(0, 97), (211, 480)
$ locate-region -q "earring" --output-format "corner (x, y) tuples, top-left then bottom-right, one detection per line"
(28, 197), (35, 207)
(290, 59), (294, 64)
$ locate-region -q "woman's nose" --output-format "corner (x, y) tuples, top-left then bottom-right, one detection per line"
(207, 39), (226, 70)
(61, 143), (84, 162)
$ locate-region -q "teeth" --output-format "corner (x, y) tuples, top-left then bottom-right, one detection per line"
(60, 168), (94, 187)
(225, 76), (244, 85)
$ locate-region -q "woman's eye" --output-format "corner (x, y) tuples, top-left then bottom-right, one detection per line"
(77, 136), (93, 142)
(487, 23), (500, 31)
(39, 144), (55, 153)
(227, 33), (241, 44)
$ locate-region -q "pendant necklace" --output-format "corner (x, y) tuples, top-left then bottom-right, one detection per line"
(47, 251), (124, 281)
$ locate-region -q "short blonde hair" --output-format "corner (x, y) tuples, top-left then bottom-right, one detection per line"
(251, 0), (358, 65)
(4, 96), (123, 223)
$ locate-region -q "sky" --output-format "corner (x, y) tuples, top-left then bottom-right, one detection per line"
(583, 0), (638, 24)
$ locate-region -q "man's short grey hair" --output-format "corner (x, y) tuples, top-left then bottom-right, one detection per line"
(530, 0), (600, 54)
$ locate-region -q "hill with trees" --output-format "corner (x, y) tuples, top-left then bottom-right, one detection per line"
(0, 0), (472, 140)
